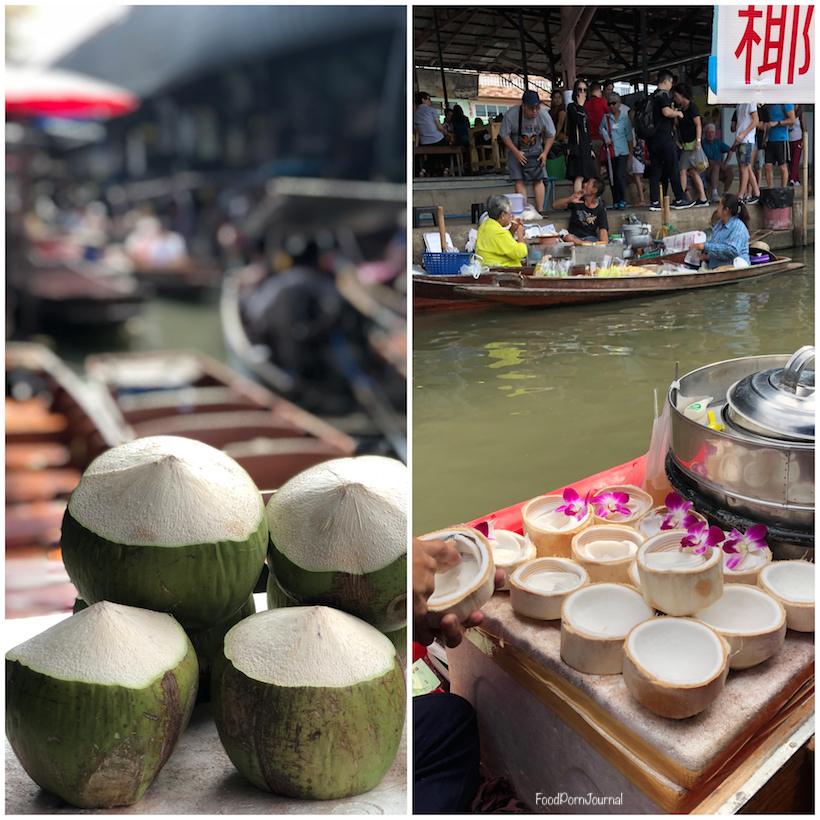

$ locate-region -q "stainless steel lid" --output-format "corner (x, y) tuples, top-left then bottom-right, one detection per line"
(725, 346), (815, 442)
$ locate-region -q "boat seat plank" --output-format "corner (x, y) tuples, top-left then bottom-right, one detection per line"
(5, 469), (82, 504)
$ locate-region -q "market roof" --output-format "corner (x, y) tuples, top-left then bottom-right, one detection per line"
(414, 7), (714, 88)
(55, 5), (405, 99)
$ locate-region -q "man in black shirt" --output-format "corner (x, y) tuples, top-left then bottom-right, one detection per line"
(647, 70), (695, 211)
(554, 177), (609, 243)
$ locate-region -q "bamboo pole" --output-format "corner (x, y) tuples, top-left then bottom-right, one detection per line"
(437, 205), (447, 252)
(802, 119), (808, 246)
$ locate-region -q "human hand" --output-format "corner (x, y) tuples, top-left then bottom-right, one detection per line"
(516, 149), (527, 166)
(413, 537), (505, 649)
(537, 150), (548, 166)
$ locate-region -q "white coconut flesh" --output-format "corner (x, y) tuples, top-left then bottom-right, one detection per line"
(563, 585), (654, 638)
(490, 531), (530, 565)
(424, 529), (493, 614)
(68, 436), (262, 545)
(223, 607), (397, 687)
(639, 536), (713, 570)
(626, 619), (725, 685)
(525, 499), (585, 532)
(594, 486), (651, 522)
(513, 559), (585, 594)
(694, 586), (785, 634)
(723, 548), (770, 575)
(760, 561), (814, 603)
(266, 456), (406, 573)
(6, 600), (189, 687)
(639, 508), (706, 538)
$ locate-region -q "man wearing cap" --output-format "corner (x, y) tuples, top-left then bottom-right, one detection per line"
(499, 89), (556, 214)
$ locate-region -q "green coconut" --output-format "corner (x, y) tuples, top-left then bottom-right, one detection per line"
(213, 606), (405, 800)
(265, 570), (297, 610)
(265, 456), (407, 632)
(6, 601), (198, 809)
(186, 594), (256, 703)
(61, 436), (268, 630)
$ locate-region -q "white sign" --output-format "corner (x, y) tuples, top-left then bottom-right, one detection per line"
(709, 5), (815, 102)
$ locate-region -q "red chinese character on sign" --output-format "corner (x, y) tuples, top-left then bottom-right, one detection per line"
(734, 6), (763, 84)
(759, 6), (789, 82)
(734, 5), (813, 85)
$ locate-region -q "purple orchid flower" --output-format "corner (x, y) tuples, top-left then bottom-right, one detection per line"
(680, 520), (725, 554)
(722, 524), (768, 570)
(660, 492), (693, 530)
(590, 490), (631, 519)
(474, 519), (496, 541)
(555, 488), (589, 521)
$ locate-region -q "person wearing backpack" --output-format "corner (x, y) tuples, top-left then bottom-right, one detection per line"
(638, 70), (694, 211)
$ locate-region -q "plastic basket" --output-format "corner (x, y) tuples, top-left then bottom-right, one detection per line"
(422, 252), (474, 275)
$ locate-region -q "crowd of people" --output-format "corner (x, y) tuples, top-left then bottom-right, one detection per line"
(413, 76), (806, 215)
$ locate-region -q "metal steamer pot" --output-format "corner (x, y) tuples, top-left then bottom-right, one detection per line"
(667, 347), (814, 561)
(621, 223), (652, 250)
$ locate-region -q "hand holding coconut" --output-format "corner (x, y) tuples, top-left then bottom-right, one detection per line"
(413, 534), (504, 648)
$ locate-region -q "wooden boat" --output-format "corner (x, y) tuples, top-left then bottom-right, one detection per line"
(421, 452), (814, 814)
(83, 349), (357, 493)
(5, 343), (126, 618)
(415, 255), (802, 310)
(9, 263), (151, 330)
(131, 261), (223, 299)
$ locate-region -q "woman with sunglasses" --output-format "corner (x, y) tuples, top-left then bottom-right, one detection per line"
(688, 193), (750, 269)
(601, 94), (634, 209)
(565, 79), (597, 194)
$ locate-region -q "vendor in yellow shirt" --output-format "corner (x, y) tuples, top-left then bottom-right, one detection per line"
(475, 194), (527, 267)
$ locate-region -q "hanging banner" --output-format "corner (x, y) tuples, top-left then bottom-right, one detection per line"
(708, 5), (815, 102)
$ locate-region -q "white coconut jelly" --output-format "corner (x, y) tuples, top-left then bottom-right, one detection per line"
(695, 586), (784, 633)
(5, 601), (188, 689)
(525, 571), (579, 592)
(68, 436), (262, 545)
(490, 531), (528, 564)
(224, 607), (397, 688)
(564, 584), (653, 638)
(643, 545), (707, 569)
(585, 539), (637, 562)
(527, 509), (580, 532)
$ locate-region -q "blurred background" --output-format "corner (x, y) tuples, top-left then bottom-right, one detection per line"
(6, 5), (407, 617)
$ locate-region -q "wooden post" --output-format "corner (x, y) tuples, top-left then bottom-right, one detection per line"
(437, 206), (447, 252)
(802, 119), (808, 246)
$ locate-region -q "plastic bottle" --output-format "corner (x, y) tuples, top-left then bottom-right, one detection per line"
(682, 398), (712, 424)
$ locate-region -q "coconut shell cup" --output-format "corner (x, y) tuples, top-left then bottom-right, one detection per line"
(560, 583), (655, 675)
(591, 484), (653, 527)
(521, 495), (593, 559)
(636, 530), (723, 616)
(758, 560), (815, 632)
(622, 617), (731, 719)
(510, 557), (587, 621)
(693, 585), (787, 670)
(722, 546), (773, 585)
(419, 526), (495, 627)
(488, 530), (537, 590)
(571, 525), (645, 584)
(637, 506), (708, 539)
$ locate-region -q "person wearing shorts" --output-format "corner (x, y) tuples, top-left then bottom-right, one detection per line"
(733, 103), (760, 203)
(764, 103), (794, 188)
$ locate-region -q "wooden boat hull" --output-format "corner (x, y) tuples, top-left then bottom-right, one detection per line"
(449, 257), (800, 308)
(84, 349), (357, 494)
(132, 264), (222, 298)
(413, 271), (506, 311)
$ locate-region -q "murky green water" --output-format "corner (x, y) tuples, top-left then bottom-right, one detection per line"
(412, 248), (815, 534)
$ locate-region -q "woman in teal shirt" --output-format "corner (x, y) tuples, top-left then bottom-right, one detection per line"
(601, 94), (633, 209)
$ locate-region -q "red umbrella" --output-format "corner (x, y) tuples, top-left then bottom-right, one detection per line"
(5, 65), (139, 120)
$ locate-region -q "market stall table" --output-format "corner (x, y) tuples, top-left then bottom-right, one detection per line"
(448, 592), (813, 814)
(4, 596), (408, 815)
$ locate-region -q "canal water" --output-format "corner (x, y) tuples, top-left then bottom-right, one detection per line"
(412, 247), (815, 535)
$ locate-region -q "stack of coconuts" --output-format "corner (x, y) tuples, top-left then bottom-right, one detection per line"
(6, 436), (407, 808)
